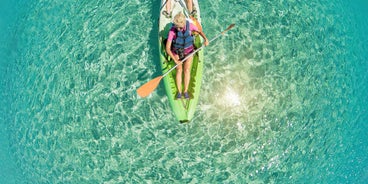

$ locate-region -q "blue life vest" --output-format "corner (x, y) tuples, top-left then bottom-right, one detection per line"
(173, 20), (194, 49)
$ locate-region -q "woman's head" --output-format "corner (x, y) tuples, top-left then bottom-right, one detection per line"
(173, 12), (186, 29)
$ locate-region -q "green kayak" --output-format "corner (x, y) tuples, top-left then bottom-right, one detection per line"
(159, 0), (204, 123)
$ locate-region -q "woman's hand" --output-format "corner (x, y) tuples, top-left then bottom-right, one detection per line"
(174, 57), (181, 65)
(204, 38), (209, 46)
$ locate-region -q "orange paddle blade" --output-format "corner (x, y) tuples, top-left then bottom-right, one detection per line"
(137, 76), (163, 98)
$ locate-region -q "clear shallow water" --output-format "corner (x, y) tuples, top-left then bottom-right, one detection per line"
(1, 0), (367, 183)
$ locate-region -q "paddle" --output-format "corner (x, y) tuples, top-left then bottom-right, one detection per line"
(137, 23), (235, 98)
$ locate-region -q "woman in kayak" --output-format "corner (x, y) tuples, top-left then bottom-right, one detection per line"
(165, 12), (209, 99)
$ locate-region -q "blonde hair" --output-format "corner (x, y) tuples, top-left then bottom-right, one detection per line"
(173, 12), (186, 28)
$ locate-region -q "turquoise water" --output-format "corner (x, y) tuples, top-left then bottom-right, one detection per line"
(1, 0), (367, 183)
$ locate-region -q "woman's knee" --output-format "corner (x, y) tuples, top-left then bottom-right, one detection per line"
(184, 68), (190, 74)
(176, 66), (183, 73)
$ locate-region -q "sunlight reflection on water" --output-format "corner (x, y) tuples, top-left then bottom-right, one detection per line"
(223, 87), (241, 107)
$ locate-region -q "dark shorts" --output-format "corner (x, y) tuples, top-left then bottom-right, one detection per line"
(172, 45), (194, 58)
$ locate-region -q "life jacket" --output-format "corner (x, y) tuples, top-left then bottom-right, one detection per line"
(173, 20), (194, 50)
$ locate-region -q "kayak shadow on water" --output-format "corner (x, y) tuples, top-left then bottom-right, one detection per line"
(147, 1), (170, 98)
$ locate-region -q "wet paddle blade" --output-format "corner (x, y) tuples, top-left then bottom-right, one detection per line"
(137, 76), (163, 98)
(222, 24), (235, 34)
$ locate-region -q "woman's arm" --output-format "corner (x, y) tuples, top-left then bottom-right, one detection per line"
(166, 39), (180, 64)
(194, 30), (209, 46)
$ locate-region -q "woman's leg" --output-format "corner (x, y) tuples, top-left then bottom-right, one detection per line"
(174, 55), (183, 94)
(166, 0), (171, 13)
(185, 0), (193, 13)
(183, 55), (193, 93)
